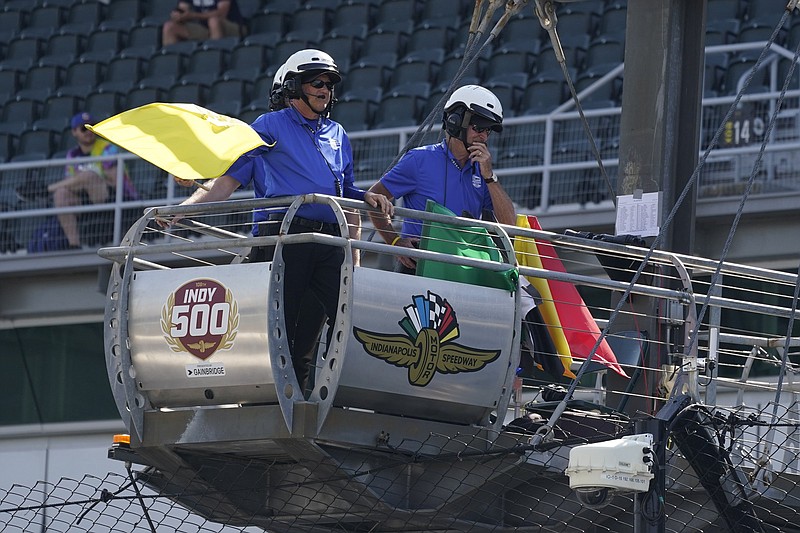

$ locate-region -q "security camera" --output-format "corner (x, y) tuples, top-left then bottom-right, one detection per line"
(566, 434), (654, 508)
(575, 487), (612, 509)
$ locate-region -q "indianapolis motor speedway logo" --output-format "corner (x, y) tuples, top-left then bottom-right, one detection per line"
(353, 291), (501, 387)
(161, 279), (240, 360)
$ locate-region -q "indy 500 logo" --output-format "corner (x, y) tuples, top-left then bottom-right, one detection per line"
(161, 279), (239, 360)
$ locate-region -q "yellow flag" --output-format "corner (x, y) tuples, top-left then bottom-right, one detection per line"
(514, 214), (576, 379)
(87, 103), (270, 181)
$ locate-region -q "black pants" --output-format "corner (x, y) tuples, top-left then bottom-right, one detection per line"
(249, 218), (343, 392)
(282, 241), (344, 392)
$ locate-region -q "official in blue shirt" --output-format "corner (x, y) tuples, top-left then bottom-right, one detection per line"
(368, 85), (516, 273)
(170, 49), (392, 394)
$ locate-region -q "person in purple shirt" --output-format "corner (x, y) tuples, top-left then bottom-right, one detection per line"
(368, 85), (516, 273)
(50, 112), (137, 249)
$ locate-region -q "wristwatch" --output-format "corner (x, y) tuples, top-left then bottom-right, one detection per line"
(484, 173), (499, 184)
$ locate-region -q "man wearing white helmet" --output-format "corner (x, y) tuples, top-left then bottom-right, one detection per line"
(368, 84), (516, 273)
(170, 49), (392, 394)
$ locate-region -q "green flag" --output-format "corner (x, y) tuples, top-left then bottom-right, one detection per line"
(416, 200), (517, 291)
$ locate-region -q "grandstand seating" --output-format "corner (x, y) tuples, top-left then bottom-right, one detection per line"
(0, 0), (781, 162)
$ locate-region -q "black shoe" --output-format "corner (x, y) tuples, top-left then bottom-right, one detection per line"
(16, 181), (50, 203)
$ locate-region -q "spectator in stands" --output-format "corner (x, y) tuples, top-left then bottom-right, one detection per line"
(50, 112), (138, 249)
(367, 85), (516, 273)
(162, 0), (245, 46)
(161, 49), (392, 394)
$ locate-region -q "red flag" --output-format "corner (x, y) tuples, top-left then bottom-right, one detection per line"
(527, 216), (628, 378)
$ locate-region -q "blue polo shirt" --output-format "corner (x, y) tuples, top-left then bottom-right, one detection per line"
(380, 140), (494, 238)
(228, 106), (364, 228)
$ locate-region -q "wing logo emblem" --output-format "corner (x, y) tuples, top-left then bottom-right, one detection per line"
(353, 291), (501, 386)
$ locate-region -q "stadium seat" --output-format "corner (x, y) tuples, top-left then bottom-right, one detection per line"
(123, 24), (161, 58)
(361, 27), (409, 59)
(102, 0), (141, 29)
(271, 40), (314, 66)
(0, 10), (24, 42)
(226, 43), (267, 80)
(552, 7), (597, 37)
(585, 34), (625, 67)
(739, 19), (782, 45)
(261, 0), (302, 14)
(705, 19), (741, 46)
(407, 24), (452, 53)
(0, 132), (15, 163)
(339, 85), (383, 104)
(597, 2), (627, 37)
(341, 61), (390, 96)
(521, 75), (566, 115)
(537, 36), (589, 76)
(206, 100), (242, 117)
(16, 129), (57, 159)
(249, 73), (274, 106)
(436, 50), (485, 88)
(209, 79), (252, 108)
(0, 70), (21, 104)
(139, 51), (183, 90)
(59, 60), (104, 98)
(374, 93), (421, 128)
(386, 80), (431, 100)
(65, 0), (105, 28)
(138, 0), (171, 25)
(97, 56), (144, 94)
(168, 82), (208, 106)
(331, 96), (374, 132)
(723, 50), (768, 95)
(376, 0), (420, 29)
(21, 65), (64, 96)
(1, 36), (45, 70)
(40, 95), (83, 123)
(239, 102), (268, 125)
(24, 5), (65, 38)
(126, 87), (164, 110)
(421, 0), (463, 27)
(499, 15), (544, 53)
(39, 33), (85, 67)
(249, 10), (287, 38)
(2, 99), (40, 131)
(81, 29), (125, 63)
(84, 90), (122, 121)
(497, 122), (545, 168)
(390, 56), (437, 89)
(483, 47), (535, 83)
(184, 48), (229, 80)
(288, 6), (331, 35)
(575, 63), (622, 104)
(333, 3), (374, 29)
(320, 34), (363, 72)
(127, 157), (168, 200)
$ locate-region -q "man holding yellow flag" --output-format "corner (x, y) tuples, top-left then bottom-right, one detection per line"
(164, 49), (393, 394)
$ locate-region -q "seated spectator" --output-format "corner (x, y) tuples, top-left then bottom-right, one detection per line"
(49, 112), (138, 249)
(162, 0), (245, 46)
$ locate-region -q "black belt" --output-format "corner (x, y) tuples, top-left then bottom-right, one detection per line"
(267, 214), (339, 236)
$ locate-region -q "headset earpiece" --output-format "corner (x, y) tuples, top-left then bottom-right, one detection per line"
(282, 77), (300, 100)
(444, 110), (464, 137)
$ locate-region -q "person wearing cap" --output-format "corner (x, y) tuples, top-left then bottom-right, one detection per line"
(162, 0), (245, 46)
(47, 112), (138, 249)
(164, 49), (392, 394)
(367, 84), (516, 274)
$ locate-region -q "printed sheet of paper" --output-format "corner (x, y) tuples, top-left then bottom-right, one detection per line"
(615, 191), (660, 237)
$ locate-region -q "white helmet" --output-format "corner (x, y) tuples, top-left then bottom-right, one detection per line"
(283, 48), (342, 86)
(269, 62), (288, 110)
(444, 84), (503, 132)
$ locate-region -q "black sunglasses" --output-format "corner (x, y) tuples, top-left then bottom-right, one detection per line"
(470, 123), (493, 134)
(307, 79), (335, 90)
